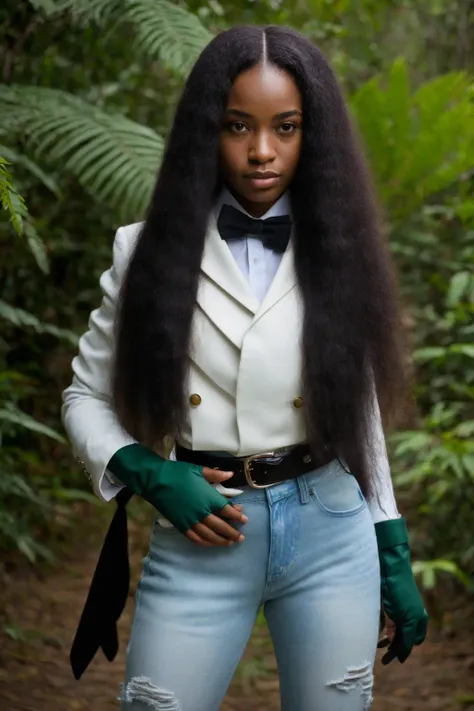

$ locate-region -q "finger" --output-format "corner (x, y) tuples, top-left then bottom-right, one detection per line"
(381, 626), (403, 665)
(219, 503), (248, 523)
(377, 636), (390, 649)
(202, 467), (235, 484)
(385, 623), (396, 642)
(213, 482), (244, 497)
(185, 529), (213, 547)
(381, 646), (398, 665)
(382, 625), (415, 665)
(203, 514), (245, 542)
(193, 521), (235, 546)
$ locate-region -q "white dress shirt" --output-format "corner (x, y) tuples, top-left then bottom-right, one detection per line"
(214, 188), (291, 303)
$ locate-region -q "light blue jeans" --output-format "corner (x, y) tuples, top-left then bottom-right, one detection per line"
(120, 458), (381, 711)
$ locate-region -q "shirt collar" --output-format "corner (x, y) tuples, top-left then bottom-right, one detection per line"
(214, 187), (292, 222)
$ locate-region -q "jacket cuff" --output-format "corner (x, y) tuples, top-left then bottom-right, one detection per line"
(374, 516), (409, 550)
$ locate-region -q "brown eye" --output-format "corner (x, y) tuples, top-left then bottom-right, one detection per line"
(278, 122), (297, 134)
(228, 121), (249, 134)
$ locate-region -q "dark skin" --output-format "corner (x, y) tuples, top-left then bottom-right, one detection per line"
(220, 63), (303, 217)
(184, 63), (304, 549)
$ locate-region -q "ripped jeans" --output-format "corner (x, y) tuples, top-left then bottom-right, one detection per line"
(120, 459), (381, 711)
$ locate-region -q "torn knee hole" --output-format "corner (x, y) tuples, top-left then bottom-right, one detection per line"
(326, 662), (374, 709)
(120, 676), (181, 710)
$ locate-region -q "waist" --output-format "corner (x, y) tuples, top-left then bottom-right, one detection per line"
(174, 442), (334, 489)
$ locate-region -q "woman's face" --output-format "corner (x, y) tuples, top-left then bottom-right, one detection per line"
(219, 63), (303, 218)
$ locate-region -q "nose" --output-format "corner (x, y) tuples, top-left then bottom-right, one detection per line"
(249, 130), (276, 164)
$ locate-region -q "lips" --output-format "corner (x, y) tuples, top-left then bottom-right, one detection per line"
(245, 172), (281, 190)
(245, 171), (280, 179)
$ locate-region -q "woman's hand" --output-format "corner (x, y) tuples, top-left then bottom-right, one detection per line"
(108, 444), (249, 546)
(185, 467), (248, 548)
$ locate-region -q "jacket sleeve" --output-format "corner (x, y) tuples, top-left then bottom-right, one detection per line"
(61, 224), (141, 502)
(366, 387), (400, 523)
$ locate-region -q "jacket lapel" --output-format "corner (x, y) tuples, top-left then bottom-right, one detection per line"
(199, 216), (259, 314)
(196, 217), (298, 347)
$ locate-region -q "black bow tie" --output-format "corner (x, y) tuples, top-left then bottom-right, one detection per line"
(217, 204), (292, 254)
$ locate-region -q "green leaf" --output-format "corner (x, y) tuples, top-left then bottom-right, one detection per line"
(462, 454), (474, 478)
(412, 559), (471, 589)
(446, 271), (471, 307)
(449, 344), (474, 358)
(0, 403), (66, 442)
(413, 347), (447, 362)
(0, 300), (78, 344)
(454, 421), (474, 438)
(393, 430), (434, 456)
(4, 625), (26, 641)
(384, 57), (412, 178)
(23, 221), (49, 274)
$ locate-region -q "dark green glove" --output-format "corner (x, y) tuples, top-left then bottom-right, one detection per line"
(375, 517), (428, 665)
(108, 443), (232, 534)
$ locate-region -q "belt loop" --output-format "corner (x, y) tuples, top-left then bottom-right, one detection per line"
(297, 474), (310, 505)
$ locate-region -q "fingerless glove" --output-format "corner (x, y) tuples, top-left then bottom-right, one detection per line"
(108, 443), (231, 533)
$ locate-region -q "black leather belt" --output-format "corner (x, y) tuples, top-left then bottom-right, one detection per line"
(175, 442), (334, 488)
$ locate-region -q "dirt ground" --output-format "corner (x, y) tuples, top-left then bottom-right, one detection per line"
(1, 507), (473, 711)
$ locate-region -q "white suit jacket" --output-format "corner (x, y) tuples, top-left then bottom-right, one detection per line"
(61, 216), (399, 523)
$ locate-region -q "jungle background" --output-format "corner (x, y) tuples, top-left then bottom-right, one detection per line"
(1, 0), (474, 709)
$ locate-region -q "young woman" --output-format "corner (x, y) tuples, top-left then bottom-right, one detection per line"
(62, 24), (428, 711)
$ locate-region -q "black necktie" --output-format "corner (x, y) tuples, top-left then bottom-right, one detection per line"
(217, 203), (292, 254)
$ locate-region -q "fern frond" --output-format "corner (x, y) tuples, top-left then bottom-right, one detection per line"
(0, 86), (164, 219)
(0, 152), (50, 270)
(122, 0), (213, 74)
(0, 157), (28, 236)
(44, 0), (212, 73)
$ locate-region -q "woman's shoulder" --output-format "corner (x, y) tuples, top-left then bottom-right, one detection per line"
(111, 221), (144, 274)
(114, 221), (144, 251)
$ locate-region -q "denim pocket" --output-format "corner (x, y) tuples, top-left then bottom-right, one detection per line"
(309, 460), (366, 518)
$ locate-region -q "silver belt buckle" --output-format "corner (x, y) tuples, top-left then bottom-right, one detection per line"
(243, 451), (282, 489)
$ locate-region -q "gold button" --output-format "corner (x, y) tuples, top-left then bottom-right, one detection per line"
(293, 396), (303, 409)
(189, 393), (202, 407)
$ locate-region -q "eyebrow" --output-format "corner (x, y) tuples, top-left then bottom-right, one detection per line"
(226, 109), (302, 120)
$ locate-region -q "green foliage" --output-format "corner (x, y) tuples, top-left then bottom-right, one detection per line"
(346, 56), (474, 588)
(0, 0), (473, 595)
(35, 0), (212, 74)
(350, 61), (474, 222)
(0, 157), (27, 235)
(0, 86), (164, 221)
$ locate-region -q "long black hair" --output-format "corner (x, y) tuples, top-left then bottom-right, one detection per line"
(113, 25), (411, 498)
